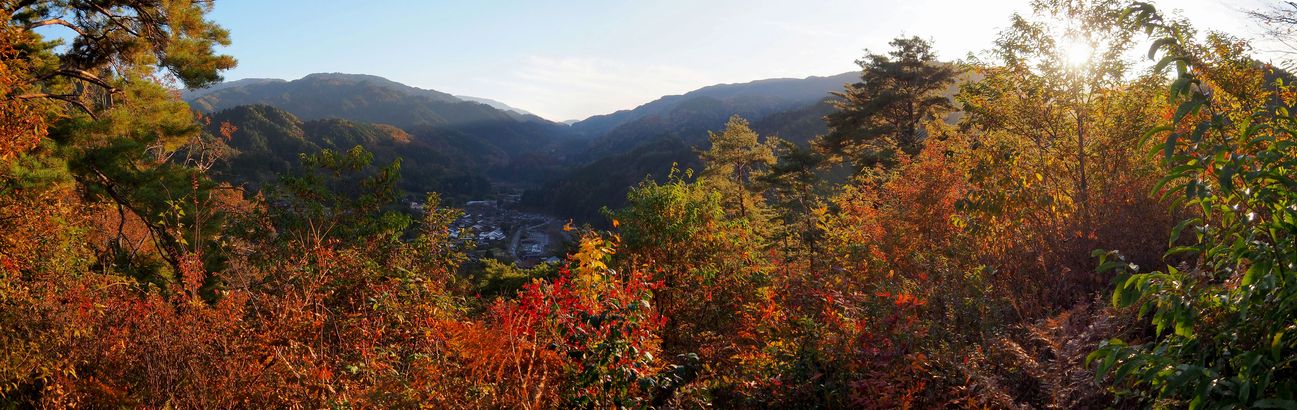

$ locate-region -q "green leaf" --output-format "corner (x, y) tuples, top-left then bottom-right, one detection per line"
(1175, 98), (1206, 123)
(1169, 74), (1191, 95)
(1149, 38), (1177, 61)
(1143, 125), (1175, 145)
(1165, 132), (1180, 162)
(1169, 218), (1200, 246)
(1166, 246), (1200, 258)
(1243, 259), (1271, 286)
(1273, 331), (1286, 362)
(1174, 315), (1194, 337)
(1219, 164), (1236, 192)
(1166, 365), (1202, 392)
(1114, 360), (1140, 384)
(1098, 352), (1118, 377)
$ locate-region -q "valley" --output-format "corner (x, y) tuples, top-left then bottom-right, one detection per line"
(186, 72), (856, 224)
(436, 193), (571, 266)
(5, 1), (1287, 407)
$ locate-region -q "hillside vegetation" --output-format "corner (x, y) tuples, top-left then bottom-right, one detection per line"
(3, 0), (1297, 408)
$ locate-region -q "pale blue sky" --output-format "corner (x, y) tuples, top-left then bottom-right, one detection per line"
(208, 0), (1257, 121)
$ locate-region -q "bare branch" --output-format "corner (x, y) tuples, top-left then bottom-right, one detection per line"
(54, 68), (120, 93)
(14, 92), (98, 119)
(88, 3), (142, 37)
(85, 165), (185, 272)
(24, 18), (88, 36)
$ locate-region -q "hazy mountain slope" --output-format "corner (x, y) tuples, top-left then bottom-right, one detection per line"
(522, 99), (837, 222)
(191, 73), (478, 125)
(568, 72), (855, 140)
(189, 72), (859, 215)
(521, 137), (698, 222)
(185, 73), (573, 152)
(524, 73), (855, 221)
(525, 68), (985, 221)
(181, 78), (285, 100)
(187, 74), (580, 197)
(206, 104), (494, 199)
(454, 95), (538, 117)
(524, 99), (841, 222)
(752, 98), (837, 145)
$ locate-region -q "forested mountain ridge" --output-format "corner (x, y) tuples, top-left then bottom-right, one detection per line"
(184, 71), (858, 213)
(568, 72), (856, 140)
(185, 72), (568, 139)
(186, 74), (581, 196)
(526, 72), (859, 219)
(524, 68), (986, 221)
(203, 104), (495, 198)
(7, 0), (1297, 408)
(182, 68), (961, 221)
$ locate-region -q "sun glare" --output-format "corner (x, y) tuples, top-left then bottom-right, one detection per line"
(1059, 36), (1094, 68)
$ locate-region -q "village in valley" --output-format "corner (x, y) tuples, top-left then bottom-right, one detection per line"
(414, 193), (570, 267)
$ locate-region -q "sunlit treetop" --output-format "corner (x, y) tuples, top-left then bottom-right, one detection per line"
(5, 0), (236, 118)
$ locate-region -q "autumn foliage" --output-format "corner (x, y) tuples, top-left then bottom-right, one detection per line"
(3, 0), (1296, 408)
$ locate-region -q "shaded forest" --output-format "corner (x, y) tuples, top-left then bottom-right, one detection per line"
(3, 0), (1297, 408)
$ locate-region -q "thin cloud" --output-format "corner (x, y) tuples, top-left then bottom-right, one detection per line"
(483, 55), (718, 121)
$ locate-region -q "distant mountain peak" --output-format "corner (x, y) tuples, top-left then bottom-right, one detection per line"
(181, 77), (285, 100)
(300, 72), (386, 81)
(453, 95), (538, 118)
(182, 73), (569, 129)
(567, 71), (855, 139)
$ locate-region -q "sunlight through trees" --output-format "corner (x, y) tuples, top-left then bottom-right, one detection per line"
(2, 0), (1295, 408)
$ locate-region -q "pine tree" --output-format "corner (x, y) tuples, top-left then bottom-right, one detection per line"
(2, 0), (236, 281)
(761, 139), (825, 261)
(697, 115), (776, 219)
(820, 36), (957, 170)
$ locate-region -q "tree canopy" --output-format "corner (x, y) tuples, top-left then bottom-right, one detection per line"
(820, 36), (958, 169)
(3, 0), (1297, 408)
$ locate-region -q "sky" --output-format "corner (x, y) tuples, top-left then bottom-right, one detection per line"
(207, 0), (1266, 121)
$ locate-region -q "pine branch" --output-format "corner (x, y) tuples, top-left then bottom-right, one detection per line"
(14, 92), (98, 119)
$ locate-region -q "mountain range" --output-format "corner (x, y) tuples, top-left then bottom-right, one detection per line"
(184, 71), (856, 217)
(518, 72), (852, 219)
(202, 104), (497, 198)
